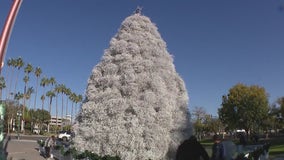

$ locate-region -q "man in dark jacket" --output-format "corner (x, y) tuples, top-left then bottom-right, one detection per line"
(176, 135), (210, 160)
(211, 134), (224, 160)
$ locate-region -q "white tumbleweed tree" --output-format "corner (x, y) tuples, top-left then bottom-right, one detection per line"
(73, 11), (191, 160)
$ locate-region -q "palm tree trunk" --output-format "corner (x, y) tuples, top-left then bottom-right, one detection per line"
(61, 94), (64, 130)
(75, 103), (78, 118)
(47, 97), (52, 133)
(66, 97), (68, 119)
(49, 99), (52, 116)
(22, 84), (27, 132)
(13, 70), (20, 97)
(71, 102), (74, 124)
(3, 70), (9, 99)
(7, 68), (14, 99)
(56, 94), (58, 132)
(34, 78), (39, 110)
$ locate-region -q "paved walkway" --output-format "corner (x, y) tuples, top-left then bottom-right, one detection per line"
(273, 155), (284, 160)
(4, 136), (284, 160)
(6, 139), (51, 160)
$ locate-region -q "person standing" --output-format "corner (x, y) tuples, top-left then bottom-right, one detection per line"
(176, 135), (210, 160)
(44, 135), (56, 159)
(211, 134), (224, 160)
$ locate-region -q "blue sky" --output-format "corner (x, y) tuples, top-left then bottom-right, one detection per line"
(1, 0), (284, 116)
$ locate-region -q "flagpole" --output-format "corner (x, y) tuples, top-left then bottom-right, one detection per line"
(0, 0), (23, 74)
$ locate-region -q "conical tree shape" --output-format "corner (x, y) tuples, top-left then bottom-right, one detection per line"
(74, 12), (191, 160)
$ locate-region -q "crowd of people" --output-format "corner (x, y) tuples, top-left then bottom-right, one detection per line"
(42, 132), (257, 160)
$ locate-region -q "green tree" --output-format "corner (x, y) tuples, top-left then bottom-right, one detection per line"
(205, 115), (223, 134)
(0, 76), (6, 100)
(191, 106), (207, 139)
(269, 100), (284, 133)
(29, 109), (51, 132)
(3, 100), (21, 134)
(260, 105), (278, 136)
(219, 83), (269, 134)
(276, 97), (284, 120)
(39, 109), (51, 128)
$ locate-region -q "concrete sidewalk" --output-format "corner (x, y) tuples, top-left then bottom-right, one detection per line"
(273, 155), (284, 160)
(6, 139), (50, 160)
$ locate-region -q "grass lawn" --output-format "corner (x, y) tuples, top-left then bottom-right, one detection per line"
(264, 136), (284, 158)
(200, 135), (284, 159)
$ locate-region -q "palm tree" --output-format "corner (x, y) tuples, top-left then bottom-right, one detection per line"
(46, 90), (55, 115)
(14, 91), (24, 131)
(23, 64), (33, 102)
(0, 76), (6, 100)
(2, 59), (11, 98)
(58, 84), (66, 130)
(74, 94), (83, 119)
(14, 92), (24, 132)
(65, 87), (71, 118)
(40, 77), (49, 92)
(69, 93), (76, 124)
(46, 90), (55, 132)
(13, 57), (24, 96)
(49, 77), (56, 87)
(40, 94), (45, 113)
(26, 87), (34, 109)
(24, 63), (33, 75)
(54, 85), (61, 131)
(46, 77), (56, 111)
(33, 67), (42, 110)
(40, 77), (49, 110)
(26, 86), (34, 131)
(47, 76), (56, 112)
(14, 92), (24, 102)
(40, 94), (46, 132)
(6, 58), (16, 99)
(22, 63), (33, 131)
(22, 75), (29, 132)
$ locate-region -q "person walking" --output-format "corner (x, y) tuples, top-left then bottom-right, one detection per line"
(211, 134), (225, 160)
(44, 135), (56, 159)
(176, 135), (210, 160)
